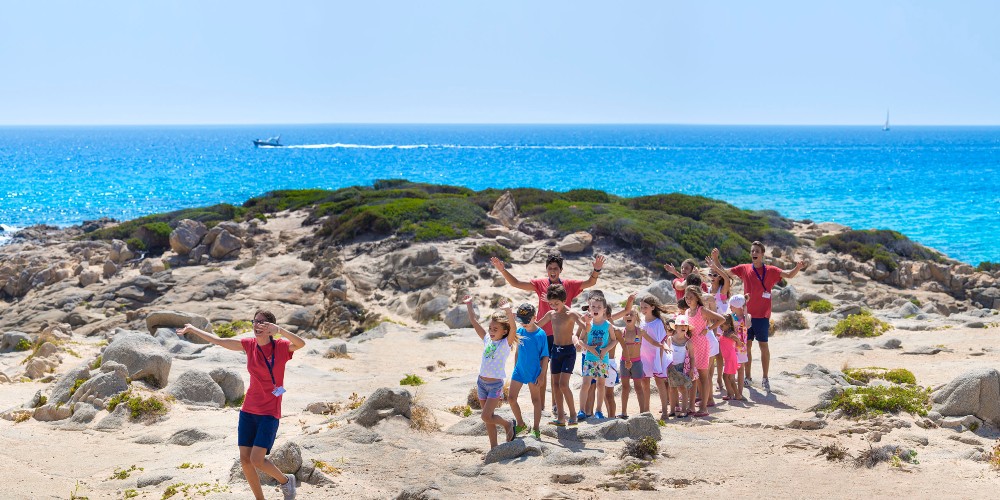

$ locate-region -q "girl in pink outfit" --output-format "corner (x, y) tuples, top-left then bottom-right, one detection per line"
(729, 295), (750, 399)
(707, 258), (732, 392)
(718, 315), (743, 401)
(683, 286), (725, 417)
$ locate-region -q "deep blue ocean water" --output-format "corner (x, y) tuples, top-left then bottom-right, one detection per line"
(1, 125), (998, 265)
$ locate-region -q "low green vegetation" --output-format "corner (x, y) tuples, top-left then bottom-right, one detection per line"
(854, 445), (919, 469)
(807, 299), (834, 313)
(620, 436), (659, 460)
(818, 443), (849, 461)
(833, 311), (893, 338)
(400, 374), (425, 386)
(448, 405), (473, 417)
(312, 459), (342, 475)
(90, 356), (102, 370)
(816, 229), (943, 271)
(843, 367), (917, 385)
(69, 378), (87, 396)
(161, 482), (230, 499)
(106, 390), (169, 420)
(472, 243), (511, 262)
(14, 338), (33, 351)
(108, 465), (143, 480)
(86, 179), (798, 268)
(177, 462), (204, 469)
(828, 385), (931, 418)
(989, 440), (1000, 470)
(214, 320), (252, 339)
(977, 261), (1000, 273)
(613, 462), (644, 475)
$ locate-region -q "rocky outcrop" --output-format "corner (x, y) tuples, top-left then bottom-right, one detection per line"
(487, 191), (519, 228)
(209, 367), (246, 405)
(557, 231), (593, 253)
(348, 387), (413, 427)
(169, 219), (208, 255)
(167, 370), (226, 407)
(102, 331), (172, 388)
(931, 368), (1000, 426)
(145, 310), (211, 336)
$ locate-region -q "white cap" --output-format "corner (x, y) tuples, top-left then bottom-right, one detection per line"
(674, 315), (690, 326)
(728, 295), (746, 309)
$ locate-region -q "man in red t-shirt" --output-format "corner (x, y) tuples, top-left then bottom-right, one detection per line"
(709, 242), (804, 393)
(491, 253), (605, 414)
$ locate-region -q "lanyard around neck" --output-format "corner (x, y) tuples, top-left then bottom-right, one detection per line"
(256, 338), (277, 387)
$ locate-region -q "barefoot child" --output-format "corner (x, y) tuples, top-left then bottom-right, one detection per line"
(465, 296), (519, 449)
(509, 303), (549, 439)
(179, 310), (305, 500)
(535, 284), (584, 426)
(616, 304), (646, 419)
(718, 315), (743, 401)
(576, 293), (618, 420)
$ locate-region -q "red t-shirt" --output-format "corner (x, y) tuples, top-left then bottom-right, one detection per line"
(240, 337), (293, 419)
(530, 278), (584, 336)
(673, 278), (709, 302)
(729, 264), (783, 319)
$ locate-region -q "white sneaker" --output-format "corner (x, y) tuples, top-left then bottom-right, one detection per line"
(762, 378), (771, 393)
(745, 376), (754, 387)
(280, 474), (296, 500)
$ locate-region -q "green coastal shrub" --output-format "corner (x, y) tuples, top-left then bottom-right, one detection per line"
(808, 299), (834, 313)
(978, 261), (1000, 273)
(833, 311), (893, 338)
(816, 229), (943, 271)
(843, 367), (917, 385)
(214, 320), (252, 339)
(400, 374), (424, 386)
(829, 385), (931, 418)
(106, 391), (168, 420)
(472, 244), (511, 263)
(84, 203), (244, 253)
(14, 338), (32, 351)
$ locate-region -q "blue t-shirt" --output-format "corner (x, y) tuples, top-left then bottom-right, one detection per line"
(511, 326), (549, 384)
(583, 321), (611, 363)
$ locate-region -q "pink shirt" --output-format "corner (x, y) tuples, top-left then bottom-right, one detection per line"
(240, 337), (293, 419)
(729, 264), (783, 319)
(530, 278), (584, 336)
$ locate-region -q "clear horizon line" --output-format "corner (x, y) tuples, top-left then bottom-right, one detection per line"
(2, 121), (1000, 127)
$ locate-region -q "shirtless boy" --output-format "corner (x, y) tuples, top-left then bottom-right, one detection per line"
(535, 283), (583, 426)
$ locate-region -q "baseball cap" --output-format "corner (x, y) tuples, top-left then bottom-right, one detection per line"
(674, 315), (690, 326)
(728, 295), (746, 309)
(516, 303), (536, 324)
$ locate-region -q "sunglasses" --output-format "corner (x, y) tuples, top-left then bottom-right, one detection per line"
(251, 320), (269, 325)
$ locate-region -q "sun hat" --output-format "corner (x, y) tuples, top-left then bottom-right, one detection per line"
(728, 295), (746, 309)
(674, 315), (690, 326)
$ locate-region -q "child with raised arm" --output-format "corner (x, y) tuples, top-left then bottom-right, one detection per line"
(508, 303), (549, 440)
(179, 310), (305, 500)
(535, 284), (583, 426)
(464, 296), (519, 449)
(575, 293), (618, 421)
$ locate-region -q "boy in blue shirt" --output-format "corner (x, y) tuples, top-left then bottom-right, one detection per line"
(509, 303), (550, 439)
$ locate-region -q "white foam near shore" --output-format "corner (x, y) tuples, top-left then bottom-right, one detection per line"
(0, 224), (19, 246)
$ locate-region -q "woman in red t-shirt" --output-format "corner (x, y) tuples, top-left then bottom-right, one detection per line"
(180, 310), (306, 500)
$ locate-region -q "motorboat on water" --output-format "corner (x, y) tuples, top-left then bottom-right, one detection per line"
(253, 135), (282, 147)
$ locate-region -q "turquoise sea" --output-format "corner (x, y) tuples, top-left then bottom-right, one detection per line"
(1, 125), (998, 265)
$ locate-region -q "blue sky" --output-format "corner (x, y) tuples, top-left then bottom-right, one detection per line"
(1, 1), (998, 125)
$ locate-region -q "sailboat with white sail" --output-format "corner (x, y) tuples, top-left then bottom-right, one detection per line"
(883, 109), (890, 131)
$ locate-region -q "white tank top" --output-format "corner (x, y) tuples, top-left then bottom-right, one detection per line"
(479, 336), (512, 379)
(714, 291), (729, 315)
(670, 338), (687, 366)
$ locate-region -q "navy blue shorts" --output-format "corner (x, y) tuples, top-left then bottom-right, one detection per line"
(748, 317), (770, 343)
(550, 344), (577, 375)
(238, 411), (280, 454)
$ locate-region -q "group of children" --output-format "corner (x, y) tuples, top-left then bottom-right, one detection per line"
(465, 257), (757, 448)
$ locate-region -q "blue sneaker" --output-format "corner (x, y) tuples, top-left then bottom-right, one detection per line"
(576, 411), (588, 421)
(595, 411), (605, 420)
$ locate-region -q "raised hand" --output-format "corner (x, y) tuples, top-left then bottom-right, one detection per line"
(664, 263), (678, 275)
(581, 312), (593, 324)
(462, 294), (474, 305)
(489, 256), (506, 272)
(593, 254), (606, 271)
(497, 298), (512, 310)
(711, 248), (720, 263)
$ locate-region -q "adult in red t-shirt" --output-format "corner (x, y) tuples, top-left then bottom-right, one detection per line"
(180, 309), (306, 500)
(709, 242), (804, 393)
(490, 253), (605, 414)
